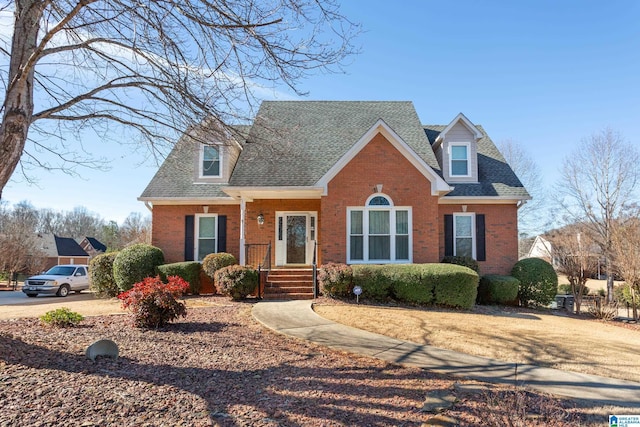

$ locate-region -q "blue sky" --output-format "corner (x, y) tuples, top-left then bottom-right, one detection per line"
(3, 0), (639, 226)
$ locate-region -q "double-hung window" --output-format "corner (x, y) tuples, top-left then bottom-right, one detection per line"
(450, 143), (469, 176)
(348, 195), (411, 263)
(201, 145), (221, 177)
(195, 214), (217, 261)
(453, 213), (474, 258)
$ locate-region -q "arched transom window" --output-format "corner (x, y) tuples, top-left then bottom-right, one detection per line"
(347, 194), (411, 263)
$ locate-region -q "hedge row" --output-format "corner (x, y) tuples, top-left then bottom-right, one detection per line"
(320, 263), (479, 310)
(90, 247), (247, 298)
(477, 275), (519, 305)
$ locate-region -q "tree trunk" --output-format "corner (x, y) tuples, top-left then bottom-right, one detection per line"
(605, 258), (615, 304)
(0, 0), (45, 197)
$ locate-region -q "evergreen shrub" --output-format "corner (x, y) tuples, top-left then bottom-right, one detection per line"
(511, 258), (558, 307)
(477, 275), (520, 305)
(113, 244), (165, 292)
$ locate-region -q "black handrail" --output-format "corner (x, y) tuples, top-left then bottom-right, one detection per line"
(312, 240), (318, 298)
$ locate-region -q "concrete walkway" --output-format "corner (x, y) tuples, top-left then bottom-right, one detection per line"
(252, 300), (640, 408)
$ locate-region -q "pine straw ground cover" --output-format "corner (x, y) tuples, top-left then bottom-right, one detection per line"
(0, 297), (628, 426)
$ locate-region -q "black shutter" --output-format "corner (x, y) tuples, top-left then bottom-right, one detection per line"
(476, 214), (486, 262)
(217, 215), (227, 253)
(185, 215), (194, 261)
(444, 214), (453, 257)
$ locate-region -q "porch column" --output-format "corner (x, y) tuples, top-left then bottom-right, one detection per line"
(239, 198), (246, 265)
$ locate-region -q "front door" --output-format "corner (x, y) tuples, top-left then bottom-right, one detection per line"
(275, 212), (317, 266)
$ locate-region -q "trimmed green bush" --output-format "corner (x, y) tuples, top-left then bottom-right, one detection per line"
(113, 244), (165, 292)
(158, 261), (202, 294)
(318, 263), (353, 297)
(89, 252), (119, 297)
(477, 275), (520, 305)
(214, 265), (258, 300)
(351, 265), (393, 301)
(386, 264), (434, 305)
(441, 256), (480, 273)
(350, 264), (477, 308)
(40, 307), (84, 327)
(202, 252), (238, 279)
(511, 258), (558, 307)
(431, 264), (479, 309)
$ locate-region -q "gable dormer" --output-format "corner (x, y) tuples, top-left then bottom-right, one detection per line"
(433, 113), (482, 184)
(194, 122), (243, 184)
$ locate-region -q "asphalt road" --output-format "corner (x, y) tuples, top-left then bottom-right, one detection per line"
(0, 290), (96, 306)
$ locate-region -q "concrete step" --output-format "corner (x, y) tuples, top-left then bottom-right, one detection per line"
(262, 292), (315, 300)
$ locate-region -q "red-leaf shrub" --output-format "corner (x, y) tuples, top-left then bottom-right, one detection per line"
(118, 275), (189, 328)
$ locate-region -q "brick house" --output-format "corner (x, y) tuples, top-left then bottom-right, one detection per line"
(139, 101), (529, 297)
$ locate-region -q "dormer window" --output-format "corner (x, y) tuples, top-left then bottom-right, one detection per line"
(450, 143), (470, 176)
(201, 145), (221, 177)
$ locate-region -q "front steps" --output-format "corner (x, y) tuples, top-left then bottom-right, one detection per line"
(263, 268), (315, 300)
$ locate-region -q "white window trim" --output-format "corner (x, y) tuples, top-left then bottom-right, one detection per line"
(199, 144), (223, 178)
(347, 195), (412, 264)
(453, 212), (476, 259)
(449, 142), (471, 178)
(195, 213), (217, 261)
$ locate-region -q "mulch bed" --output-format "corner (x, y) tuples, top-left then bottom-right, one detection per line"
(0, 298), (604, 426)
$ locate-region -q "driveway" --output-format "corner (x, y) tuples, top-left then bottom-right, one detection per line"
(0, 290), (124, 320)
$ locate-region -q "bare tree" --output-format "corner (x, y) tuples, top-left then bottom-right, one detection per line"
(120, 212), (151, 246)
(611, 213), (640, 320)
(556, 128), (640, 303)
(547, 225), (599, 314)
(0, 0), (359, 195)
(498, 139), (547, 236)
(0, 201), (46, 283)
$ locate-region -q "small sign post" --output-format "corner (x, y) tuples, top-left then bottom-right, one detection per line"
(353, 285), (362, 304)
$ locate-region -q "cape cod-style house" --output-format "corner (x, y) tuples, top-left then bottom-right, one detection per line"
(139, 101), (529, 298)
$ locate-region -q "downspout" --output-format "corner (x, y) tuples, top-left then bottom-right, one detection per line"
(239, 198), (246, 265)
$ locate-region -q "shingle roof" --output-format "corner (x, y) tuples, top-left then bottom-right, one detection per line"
(423, 125), (530, 199)
(141, 101), (529, 200)
(85, 237), (107, 252)
(229, 101), (442, 186)
(54, 235), (88, 257)
(139, 129), (232, 199)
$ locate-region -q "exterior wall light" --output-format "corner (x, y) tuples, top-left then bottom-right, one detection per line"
(257, 213), (265, 225)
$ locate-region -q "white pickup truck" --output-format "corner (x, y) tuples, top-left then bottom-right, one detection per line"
(22, 264), (90, 297)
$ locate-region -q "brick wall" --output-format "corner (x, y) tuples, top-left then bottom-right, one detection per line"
(322, 133), (440, 264)
(438, 204), (519, 275)
(151, 204), (240, 263)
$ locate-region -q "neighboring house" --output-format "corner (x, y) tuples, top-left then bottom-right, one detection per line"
(78, 237), (107, 258)
(36, 234), (91, 270)
(140, 101), (530, 289)
(522, 235), (553, 262)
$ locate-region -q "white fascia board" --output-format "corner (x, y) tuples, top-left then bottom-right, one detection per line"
(438, 195), (531, 205)
(316, 119), (452, 196)
(137, 197), (240, 205)
(222, 186), (324, 201)
(434, 112), (483, 146)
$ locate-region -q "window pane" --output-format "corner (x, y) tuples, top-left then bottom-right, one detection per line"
(198, 239), (216, 260)
(451, 145), (467, 160)
(455, 215), (472, 237)
(368, 196), (390, 206)
(203, 146), (220, 176)
(369, 236), (390, 260)
(396, 235), (409, 260)
(451, 160), (468, 175)
(350, 211), (363, 234)
(455, 237), (473, 258)
(199, 217), (216, 238)
(350, 236), (363, 260)
(369, 211), (389, 234)
(396, 210), (408, 234)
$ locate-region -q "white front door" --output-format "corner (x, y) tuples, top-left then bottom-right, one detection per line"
(275, 212), (317, 266)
